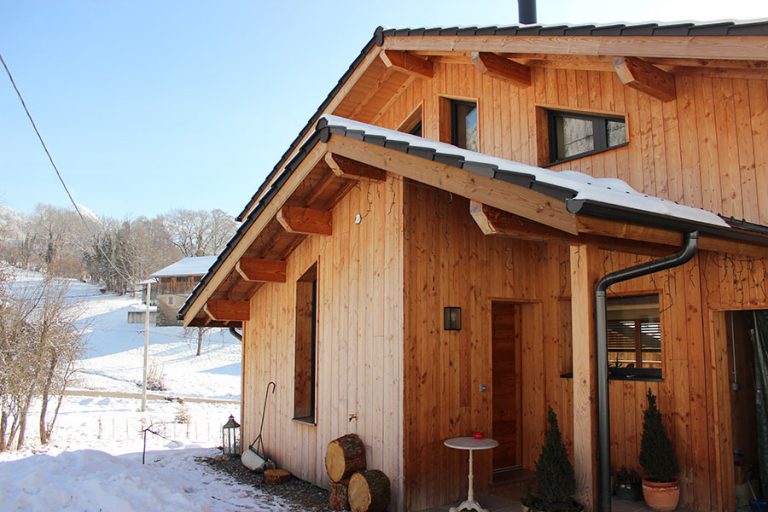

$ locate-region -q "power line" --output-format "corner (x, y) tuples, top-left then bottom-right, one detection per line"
(0, 51), (134, 285)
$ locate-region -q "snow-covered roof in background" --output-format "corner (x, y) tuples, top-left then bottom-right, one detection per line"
(151, 256), (217, 278)
(321, 115), (729, 228)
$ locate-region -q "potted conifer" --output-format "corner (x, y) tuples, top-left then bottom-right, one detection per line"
(522, 407), (583, 512)
(639, 389), (680, 511)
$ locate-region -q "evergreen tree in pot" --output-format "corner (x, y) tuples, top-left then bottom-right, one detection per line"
(522, 407), (583, 512)
(639, 389), (680, 511)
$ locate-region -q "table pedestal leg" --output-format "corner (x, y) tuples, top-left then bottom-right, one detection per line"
(449, 449), (488, 512)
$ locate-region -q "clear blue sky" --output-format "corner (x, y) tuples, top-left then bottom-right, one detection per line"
(1, 1), (765, 219)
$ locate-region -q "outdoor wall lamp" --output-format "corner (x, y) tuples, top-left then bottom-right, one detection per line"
(444, 307), (461, 331)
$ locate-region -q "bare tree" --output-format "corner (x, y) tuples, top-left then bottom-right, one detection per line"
(164, 209), (236, 257)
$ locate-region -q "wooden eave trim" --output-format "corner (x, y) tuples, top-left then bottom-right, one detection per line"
(277, 206), (333, 236)
(326, 135), (579, 235)
(204, 299), (250, 322)
(182, 141), (329, 326)
(235, 258), (287, 283)
(472, 202), (768, 257)
(381, 35), (768, 62)
(239, 45), (383, 220)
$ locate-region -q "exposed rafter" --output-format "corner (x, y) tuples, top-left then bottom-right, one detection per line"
(277, 206), (333, 236)
(325, 153), (387, 182)
(469, 201), (569, 241)
(613, 56), (676, 102)
(235, 258), (287, 283)
(326, 135), (579, 235)
(470, 52), (531, 87)
(380, 50), (434, 79)
(204, 299), (250, 322)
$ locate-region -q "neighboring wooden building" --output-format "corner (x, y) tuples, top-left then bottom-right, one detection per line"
(181, 21), (768, 512)
(152, 256), (215, 326)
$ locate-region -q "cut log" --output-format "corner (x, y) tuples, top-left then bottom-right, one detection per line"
(263, 468), (291, 484)
(348, 470), (391, 512)
(329, 479), (351, 510)
(325, 434), (367, 482)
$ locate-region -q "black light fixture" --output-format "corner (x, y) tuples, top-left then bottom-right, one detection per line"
(444, 307), (462, 331)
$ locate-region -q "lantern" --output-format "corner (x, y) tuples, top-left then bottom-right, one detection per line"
(222, 415), (240, 456)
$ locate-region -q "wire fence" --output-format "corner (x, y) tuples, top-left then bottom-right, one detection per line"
(96, 416), (225, 447)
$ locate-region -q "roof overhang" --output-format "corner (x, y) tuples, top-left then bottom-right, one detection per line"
(181, 116), (768, 327)
(236, 22), (768, 223)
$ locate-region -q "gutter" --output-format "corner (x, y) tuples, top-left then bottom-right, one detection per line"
(594, 231), (699, 512)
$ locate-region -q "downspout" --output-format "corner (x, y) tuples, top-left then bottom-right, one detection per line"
(595, 231), (699, 512)
(228, 327), (242, 342)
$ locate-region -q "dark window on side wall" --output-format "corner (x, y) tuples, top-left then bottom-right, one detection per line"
(294, 263), (318, 423)
(451, 100), (478, 151)
(548, 110), (627, 164)
(606, 294), (662, 381)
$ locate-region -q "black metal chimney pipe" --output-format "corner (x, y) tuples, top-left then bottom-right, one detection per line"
(518, 0), (537, 24)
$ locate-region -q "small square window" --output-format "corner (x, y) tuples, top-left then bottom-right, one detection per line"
(606, 294), (662, 380)
(451, 100), (478, 151)
(548, 110), (627, 164)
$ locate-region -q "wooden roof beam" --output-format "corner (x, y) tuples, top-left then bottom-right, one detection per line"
(235, 258), (287, 283)
(325, 153), (386, 182)
(471, 52), (531, 87)
(326, 135), (579, 234)
(380, 50), (434, 79)
(470, 200), (569, 241)
(204, 299), (250, 322)
(277, 206), (333, 236)
(613, 57), (676, 102)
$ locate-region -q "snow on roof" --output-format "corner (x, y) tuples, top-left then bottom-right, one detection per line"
(321, 114), (729, 228)
(151, 256), (217, 278)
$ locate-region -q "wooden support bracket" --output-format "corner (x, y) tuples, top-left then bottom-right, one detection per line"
(235, 258), (287, 283)
(470, 52), (532, 87)
(469, 201), (571, 241)
(380, 50), (434, 79)
(325, 153), (386, 182)
(613, 56), (676, 102)
(277, 206), (333, 236)
(204, 299), (250, 322)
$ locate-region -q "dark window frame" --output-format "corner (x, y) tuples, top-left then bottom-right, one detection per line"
(293, 263), (318, 425)
(450, 100), (478, 150)
(547, 109), (628, 165)
(606, 293), (662, 381)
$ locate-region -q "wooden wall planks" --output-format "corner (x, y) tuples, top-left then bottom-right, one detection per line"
(373, 62), (768, 226)
(241, 176), (405, 510)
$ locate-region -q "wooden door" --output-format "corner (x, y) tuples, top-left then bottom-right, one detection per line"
(492, 302), (523, 472)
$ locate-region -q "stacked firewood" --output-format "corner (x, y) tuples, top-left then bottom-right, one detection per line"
(325, 434), (391, 512)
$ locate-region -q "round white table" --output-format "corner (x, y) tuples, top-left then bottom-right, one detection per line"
(444, 436), (499, 512)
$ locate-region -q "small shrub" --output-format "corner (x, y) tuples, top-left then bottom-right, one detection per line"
(175, 402), (191, 424)
(639, 389), (679, 482)
(146, 361), (166, 391)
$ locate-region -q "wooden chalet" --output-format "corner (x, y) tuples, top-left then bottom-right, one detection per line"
(180, 21), (768, 512)
(151, 255), (215, 326)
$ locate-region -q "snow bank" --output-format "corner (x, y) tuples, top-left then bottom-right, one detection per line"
(0, 448), (290, 512)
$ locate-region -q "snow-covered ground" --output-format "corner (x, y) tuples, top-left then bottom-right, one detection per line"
(0, 269), (290, 511)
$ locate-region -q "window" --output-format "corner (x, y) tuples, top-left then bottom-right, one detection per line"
(547, 110), (627, 164)
(399, 106), (422, 137)
(294, 263), (318, 423)
(607, 294), (662, 380)
(451, 100), (478, 151)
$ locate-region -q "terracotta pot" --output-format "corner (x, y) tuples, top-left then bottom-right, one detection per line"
(642, 479), (680, 512)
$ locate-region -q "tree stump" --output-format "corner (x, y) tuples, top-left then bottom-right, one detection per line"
(263, 468), (291, 484)
(325, 434), (367, 482)
(328, 479), (350, 510)
(348, 470), (390, 512)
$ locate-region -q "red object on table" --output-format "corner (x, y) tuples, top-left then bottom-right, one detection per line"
(473, 432), (484, 439)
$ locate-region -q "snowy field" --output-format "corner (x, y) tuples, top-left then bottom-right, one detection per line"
(0, 269), (292, 511)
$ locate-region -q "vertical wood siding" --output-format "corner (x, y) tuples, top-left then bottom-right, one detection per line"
(241, 177), (405, 510)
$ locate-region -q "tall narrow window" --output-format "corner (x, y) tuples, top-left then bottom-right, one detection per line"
(451, 100), (478, 151)
(606, 294), (662, 380)
(294, 263), (318, 423)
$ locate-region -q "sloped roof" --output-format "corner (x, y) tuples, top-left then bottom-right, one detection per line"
(321, 115), (727, 228)
(236, 19), (768, 222)
(151, 256), (216, 278)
